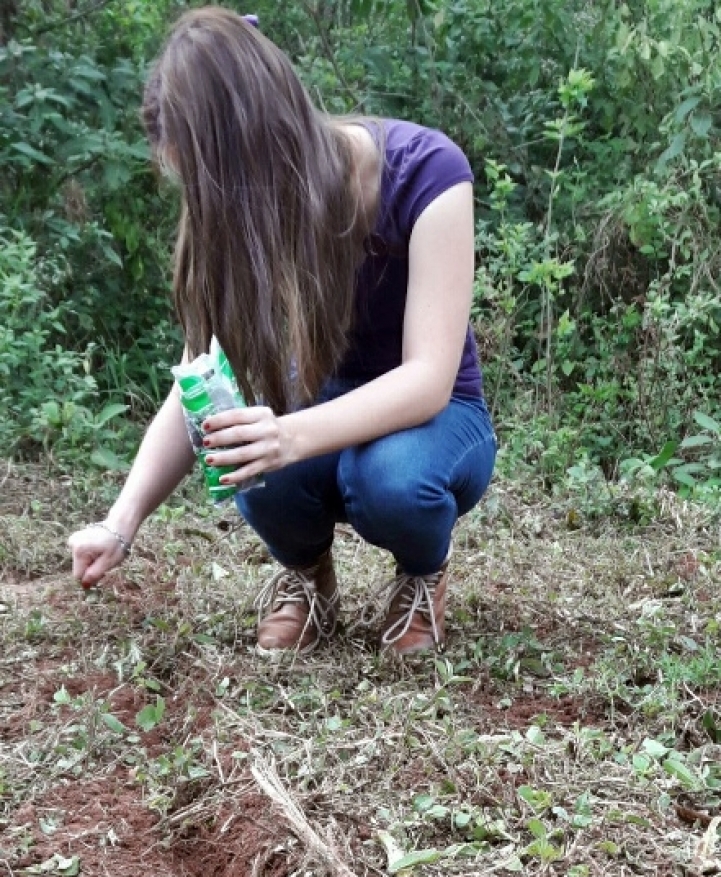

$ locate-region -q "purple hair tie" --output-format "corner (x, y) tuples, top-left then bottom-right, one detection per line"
(242, 14), (259, 28)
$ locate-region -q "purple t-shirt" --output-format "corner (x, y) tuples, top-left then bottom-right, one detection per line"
(336, 119), (483, 398)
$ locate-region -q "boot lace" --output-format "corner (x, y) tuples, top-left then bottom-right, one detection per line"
(254, 566), (339, 643)
(353, 569), (444, 647)
(381, 571), (443, 646)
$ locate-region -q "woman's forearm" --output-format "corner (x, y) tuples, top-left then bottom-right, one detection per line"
(282, 359), (452, 464)
(105, 389), (196, 540)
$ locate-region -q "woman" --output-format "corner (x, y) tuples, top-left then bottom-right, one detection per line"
(68, 7), (496, 656)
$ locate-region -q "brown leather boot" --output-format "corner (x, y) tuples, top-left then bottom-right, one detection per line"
(255, 550), (339, 653)
(379, 556), (450, 655)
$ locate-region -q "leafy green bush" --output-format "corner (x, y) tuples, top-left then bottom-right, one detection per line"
(1, 3), (183, 429)
(0, 229), (130, 465)
(2, 0), (721, 499)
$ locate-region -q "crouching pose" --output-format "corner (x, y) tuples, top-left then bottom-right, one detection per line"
(68, 7), (496, 655)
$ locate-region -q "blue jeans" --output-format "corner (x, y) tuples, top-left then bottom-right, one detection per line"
(235, 381), (497, 576)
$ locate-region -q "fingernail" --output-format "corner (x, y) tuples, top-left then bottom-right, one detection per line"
(205, 456), (214, 465)
(220, 476), (230, 484)
(202, 437), (210, 447)
(202, 421), (211, 432)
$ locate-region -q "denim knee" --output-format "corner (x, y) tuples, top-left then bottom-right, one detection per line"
(234, 452), (342, 567)
(338, 433), (455, 558)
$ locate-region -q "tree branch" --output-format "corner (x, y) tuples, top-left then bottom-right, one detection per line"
(25, 0), (115, 38)
(297, 0), (364, 111)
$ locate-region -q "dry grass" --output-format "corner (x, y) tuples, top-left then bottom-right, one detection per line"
(1, 460), (721, 876)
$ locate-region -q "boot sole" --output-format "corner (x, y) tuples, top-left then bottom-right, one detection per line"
(254, 640), (320, 659)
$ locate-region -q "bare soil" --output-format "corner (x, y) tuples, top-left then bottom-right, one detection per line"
(2, 464), (721, 875)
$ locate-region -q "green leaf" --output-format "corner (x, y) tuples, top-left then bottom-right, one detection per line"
(702, 710), (720, 743)
(663, 756), (698, 788)
(101, 713), (127, 734)
(11, 142), (54, 165)
(672, 471), (696, 487)
(102, 246), (123, 268)
(136, 695), (165, 732)
(656, 131), (686, 168)
(136, 704), (158, 732)
(694, 411), (721, 434)
(351, 0), (374, 18)
(678, 635), (700, 652)
(518, 785), (552, 810)
(453, 810), (472, 828)
(671, 464), (706, 486)
(473, 818), (513, 842)
(527, 817), (547, 839)
(390, 848), (442, 872)
(377, 830), (405, 868)
(57, 854), (80, 875)
(90, 447), (130, 472)
(498, 853), (524, 872)
(690, 112), (713, 138)
(680, 434), (713, 449)
(526, 838), (563, 861)
(520, 657), (551, 678)
(413, 794), (435, 813)
(95, 403), (128, 427)
(642, 738), (669, 759)
(364, 46), (396, 78)
(71, 62), (106, 81)
(325, 715), (343, 732)
(126, 141), (152, 161)
(632, 753), (651, 773)
(673, 463), (706, 475)
(649, 440), (678, 471)
(43, 89), (73, 109)
(650, 55), (664, 80)
(53, 686), (72, 705)
(674, 95), (701, 122)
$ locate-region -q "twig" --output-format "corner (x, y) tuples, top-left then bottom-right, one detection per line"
(28, 0), (115, 37)
(693, 815), (721, 870)
(213, 738), (225, 784)
(297, 0), (364, 111)
(0, 458), (11, 494)
(250, 752), (357, 877)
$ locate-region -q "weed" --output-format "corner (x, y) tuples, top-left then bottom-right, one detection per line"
(3, 464), (721, 873)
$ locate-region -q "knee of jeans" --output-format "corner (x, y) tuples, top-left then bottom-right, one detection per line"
(340, 440), (443, 526)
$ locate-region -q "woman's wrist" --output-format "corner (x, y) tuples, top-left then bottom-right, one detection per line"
(278, 412), (305, 467)
(89, 522), (133, 556)
(103, 505), (144, 545)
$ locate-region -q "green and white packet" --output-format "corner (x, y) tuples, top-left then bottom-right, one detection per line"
(172, 337), (264, 503)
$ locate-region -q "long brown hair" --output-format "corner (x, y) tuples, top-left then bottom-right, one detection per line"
(141, 6), (373, 412)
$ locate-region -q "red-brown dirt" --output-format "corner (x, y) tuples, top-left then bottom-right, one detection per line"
(9, 772), (292, 877)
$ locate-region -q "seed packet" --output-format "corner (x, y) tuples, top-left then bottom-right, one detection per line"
(172, 339), (264, 502)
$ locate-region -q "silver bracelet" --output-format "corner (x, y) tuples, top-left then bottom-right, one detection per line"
(89, 522), (132, 557)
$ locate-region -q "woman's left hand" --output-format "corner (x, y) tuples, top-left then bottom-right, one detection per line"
(200, 406), (294, 485)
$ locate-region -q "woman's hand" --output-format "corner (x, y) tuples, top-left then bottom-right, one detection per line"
(201, 405), (296, 485)
(67, 525), (129, 588)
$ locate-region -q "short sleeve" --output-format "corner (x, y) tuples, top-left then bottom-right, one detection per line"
(395, 130), (474, 235)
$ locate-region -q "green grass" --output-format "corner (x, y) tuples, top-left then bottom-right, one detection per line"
(1, 461), (721, 875)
